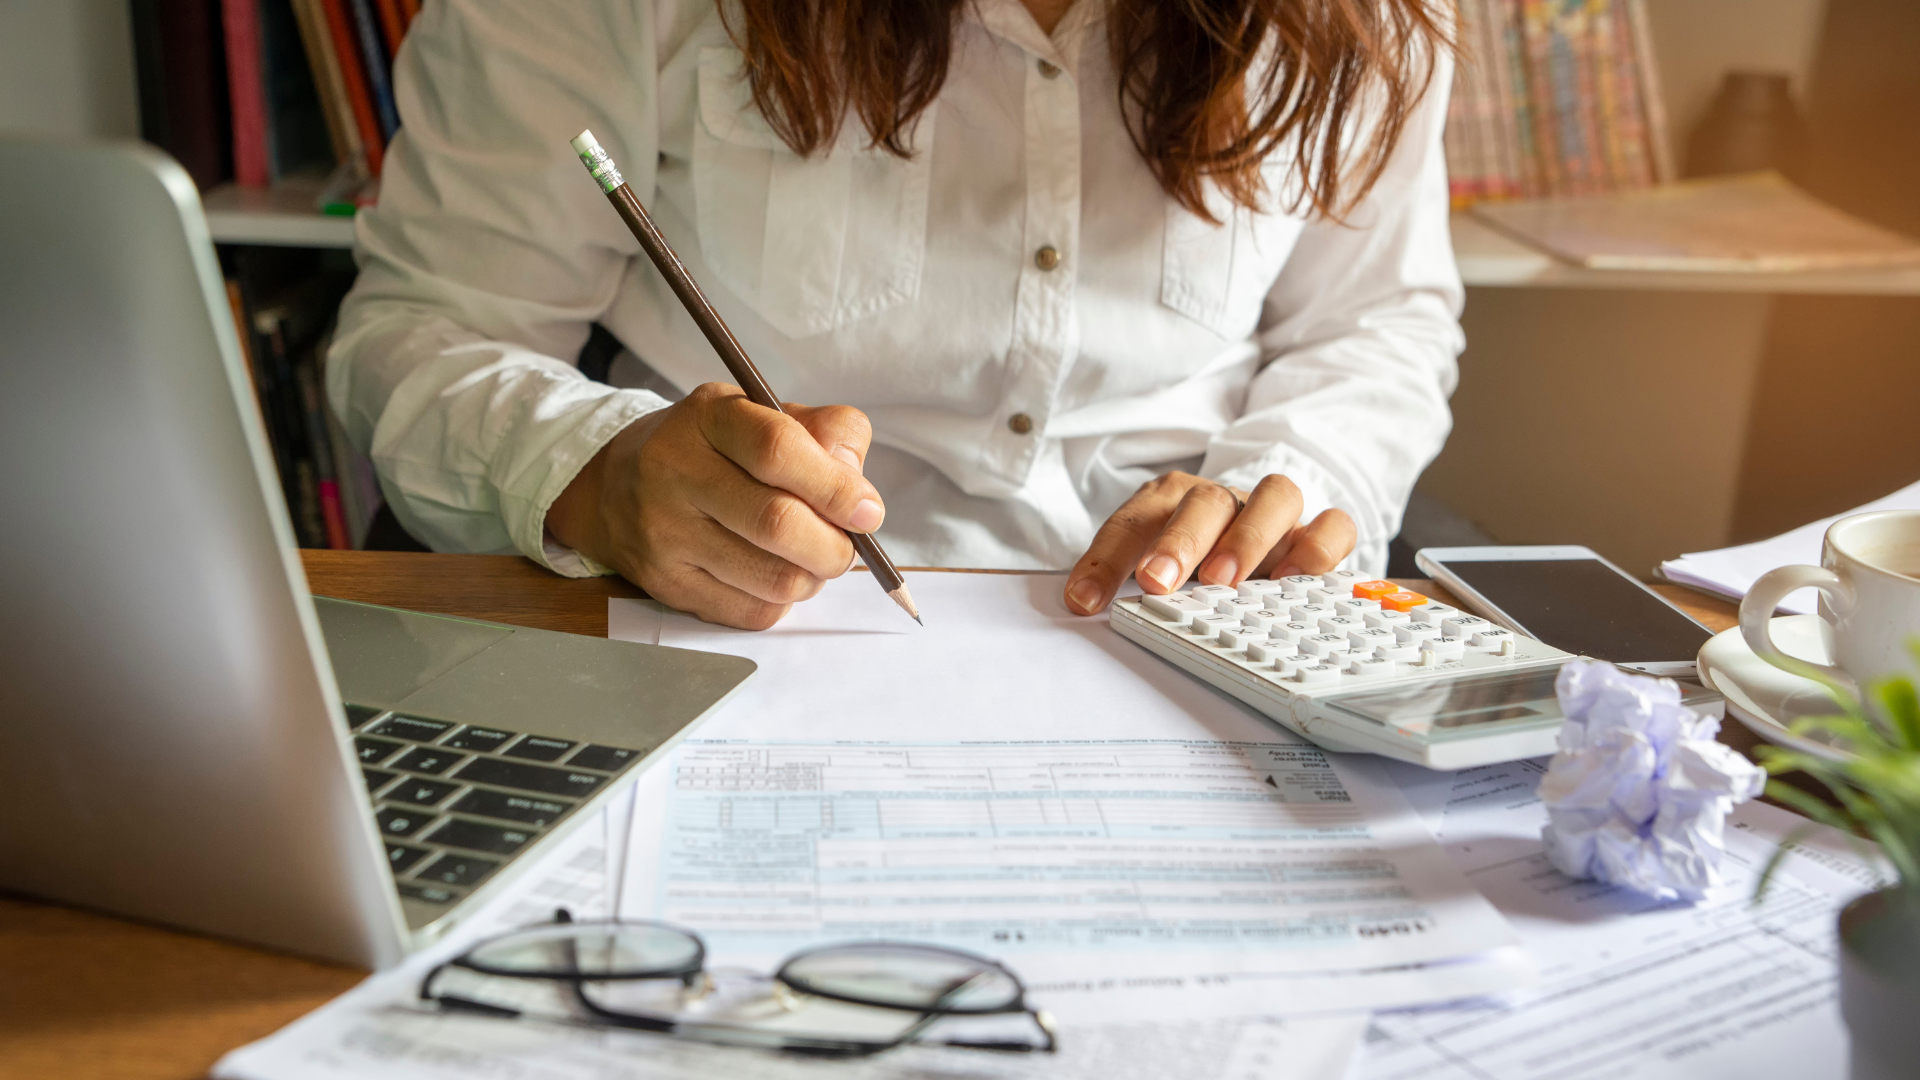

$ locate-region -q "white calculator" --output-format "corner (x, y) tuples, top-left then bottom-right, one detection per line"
(1110, 572), (1576, 769)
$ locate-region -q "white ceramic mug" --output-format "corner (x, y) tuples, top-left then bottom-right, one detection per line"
(1740, 510), (1920, 687)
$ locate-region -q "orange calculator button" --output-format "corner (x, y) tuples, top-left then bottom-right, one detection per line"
(1352, 580), (1398, 601)
(1380, 591), (1428, 613)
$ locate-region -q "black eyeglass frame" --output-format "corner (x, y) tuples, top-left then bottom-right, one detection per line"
(419, 911), (1058, 1058)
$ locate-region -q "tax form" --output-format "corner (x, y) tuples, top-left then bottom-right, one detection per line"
(214, 800), (1372, 1080)
(1361, 758), (1880, 1079)
(611, 573), (1530, 1019)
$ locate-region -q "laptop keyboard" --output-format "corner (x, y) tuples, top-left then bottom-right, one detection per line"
(341, 703), (648, 912)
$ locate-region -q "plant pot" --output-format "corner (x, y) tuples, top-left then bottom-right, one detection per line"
(1839, 887), (1920, 1078)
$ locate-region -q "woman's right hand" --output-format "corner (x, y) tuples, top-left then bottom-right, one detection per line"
(546, 383), (884, 629)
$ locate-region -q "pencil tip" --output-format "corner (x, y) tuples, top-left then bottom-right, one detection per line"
(887, 584), (922, 625)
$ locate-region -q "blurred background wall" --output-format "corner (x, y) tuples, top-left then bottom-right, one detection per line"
(0, 2), (140, 139)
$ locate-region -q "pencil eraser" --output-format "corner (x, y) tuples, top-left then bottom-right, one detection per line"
(570, 130), (601, 158)
(571, 129), (624, 193)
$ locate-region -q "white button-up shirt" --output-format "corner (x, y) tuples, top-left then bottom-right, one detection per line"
(329, 0), (1462, 577)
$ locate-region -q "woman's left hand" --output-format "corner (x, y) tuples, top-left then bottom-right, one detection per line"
(1062, 473), (1356, 616)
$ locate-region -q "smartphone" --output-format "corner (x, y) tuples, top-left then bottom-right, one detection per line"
(1414, 545), (1714, 678)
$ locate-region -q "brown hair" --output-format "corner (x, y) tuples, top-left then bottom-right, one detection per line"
(721, 0), (1452, 223)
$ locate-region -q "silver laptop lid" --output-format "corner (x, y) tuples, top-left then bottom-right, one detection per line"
(0, 140), (407, 968)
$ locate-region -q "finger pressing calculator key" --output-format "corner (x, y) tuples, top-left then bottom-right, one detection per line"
(1108, 591), (1578, 769)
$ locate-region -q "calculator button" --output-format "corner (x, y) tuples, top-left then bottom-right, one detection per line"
(1240, 609), (1285, 631)
(1470, 628), (1513, 648)
(1318, 616), (1366, 638)
(1191, 612), (1240, 635)
(1332, 597), (1380, 619)
(1396, 621), (1443, 644)
(1425, 636), (1466, 661)
(1271, 653), (1315, 676)
(1142, 593), (1211, 622)
(1442, 615), (1488, 638)
(1289, 603), (1333, 625)
(1279, 575), (1321, 597)
(1246, 638), (1295, 662)
(1300, 634), (1351, 660)
(1364, 610), (1411, 631)
(1352, 580), (1398, 601)
(1346, 656), (1395, 678)
(1215, 595), (1265, 616)
(1377, 643), (1422, 663)
(1322, 570), (1369, 591)
(1307, 588), (1343, 607)
(1347, 627), (1396, 654)
(1294, 664), (1341, 685)
(1237, 578), (1286, 600)
(1217, 627), (1260, 650)
(1271, 621), (1314, 643)
(1414, 602), (1459, 623)
(1379, 591), (1428, 613)
(1190, 584), (1238, 605)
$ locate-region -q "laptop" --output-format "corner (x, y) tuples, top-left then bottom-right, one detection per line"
(0, 139), (754, 968)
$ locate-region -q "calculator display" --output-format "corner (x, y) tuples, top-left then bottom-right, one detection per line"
(1325, 667), (1565, 740)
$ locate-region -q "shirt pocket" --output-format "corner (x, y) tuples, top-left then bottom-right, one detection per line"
(1160, 184), (1305, 339)
(692, 47), (936, 339)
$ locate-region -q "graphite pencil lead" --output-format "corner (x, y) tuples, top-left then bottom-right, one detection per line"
(887, 584), (922, 626)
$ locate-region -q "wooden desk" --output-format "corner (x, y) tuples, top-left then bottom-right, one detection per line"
(0, 550), (1746, 1080)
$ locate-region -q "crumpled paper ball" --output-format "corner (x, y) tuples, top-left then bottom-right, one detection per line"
(1539, 658), (1767, 901)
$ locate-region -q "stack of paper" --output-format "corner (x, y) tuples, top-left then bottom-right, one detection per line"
(1659, 478), (1920, 614)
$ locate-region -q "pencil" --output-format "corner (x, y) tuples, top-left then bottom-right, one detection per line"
(570, 130), (921, 625)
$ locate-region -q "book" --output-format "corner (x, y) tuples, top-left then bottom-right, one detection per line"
(129, 0), (233, 191)
(318, 0), (385, 175)
(287, 0), (361, 166)
(373, 0), (408, 62)
(222, 0), (272, 187)
(257, 0), (336, 179)
(1472, 170), (1920, 271)
(345, 0), (401, 139)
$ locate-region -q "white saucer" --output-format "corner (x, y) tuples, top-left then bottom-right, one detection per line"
(1697, 614), (1853, 762)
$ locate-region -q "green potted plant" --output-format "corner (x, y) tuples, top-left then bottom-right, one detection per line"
(1757, 642), (1920, 1080)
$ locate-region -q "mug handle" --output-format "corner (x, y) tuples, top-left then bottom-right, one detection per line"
(1739, 564), (1855, 682)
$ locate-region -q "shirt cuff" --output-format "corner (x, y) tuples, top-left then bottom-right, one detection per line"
(513, 388), (670, 578)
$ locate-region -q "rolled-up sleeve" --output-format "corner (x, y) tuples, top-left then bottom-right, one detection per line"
(327, 0), (664, 575)
(1202, 53), (1463, 576)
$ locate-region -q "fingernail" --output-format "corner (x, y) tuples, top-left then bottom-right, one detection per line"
(1142, 555), (1180, 591)
(1203, 555), (1238, 585)
(832, 446), (862, 471)
(1067, 578), (1102, 613)
(849, 499), (884, 533)
(1275, 564), (1302, 579)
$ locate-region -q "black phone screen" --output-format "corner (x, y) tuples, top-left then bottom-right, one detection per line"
(1442, 559), (1712, 663)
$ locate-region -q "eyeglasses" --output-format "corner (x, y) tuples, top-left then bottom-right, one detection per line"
(419, 910), (1058, 1058)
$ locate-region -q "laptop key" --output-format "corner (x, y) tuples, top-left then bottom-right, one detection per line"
(452, 789), (573, 827)
(416, 852), (500, 888)
(567, 744), (644, 772)
(397, 882), (462, 904)
(443, 726), (516, 753)
(388, 778), (460, 808)
(375, 806), (435, 838)
(386, 843), (432, 873)
(355, 737), (405, 764)
(427, 818), (534, 855)
(343, 704), (387, 730)
(361, 768), (399, 794)
(392, 746), (466, 776)
(369, 715), (455, 743)
(454, 757), (606, 797)
(502, 736), (576, 762)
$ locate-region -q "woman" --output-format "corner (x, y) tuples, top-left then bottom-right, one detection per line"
(329, 0), (1460, 629)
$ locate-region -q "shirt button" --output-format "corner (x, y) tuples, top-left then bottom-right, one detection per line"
(1034, 246), (1061, 271)
(1008, 412), (1034, 435)
(1037, 59), (1062, 79)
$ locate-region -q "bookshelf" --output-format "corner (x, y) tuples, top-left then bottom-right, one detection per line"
(203, 177), (356, 247)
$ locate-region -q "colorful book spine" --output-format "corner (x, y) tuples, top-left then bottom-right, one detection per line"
(1624, 0), (1676, 182)
(373, 0), (408, 61)
(318, 0), (384, 175)
(288, 0), (358, 164)
(346, 0), (401, 139)
(1608, 0), (1654, 187)
(223, 0), (272, 187)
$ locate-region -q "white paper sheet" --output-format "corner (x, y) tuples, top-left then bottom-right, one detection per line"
(1360, 758), (1885, 1080)
(1658, 477), (1920, 614)
(215, 801), (1372, 1080)
(610, 574), (1530, 1019)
